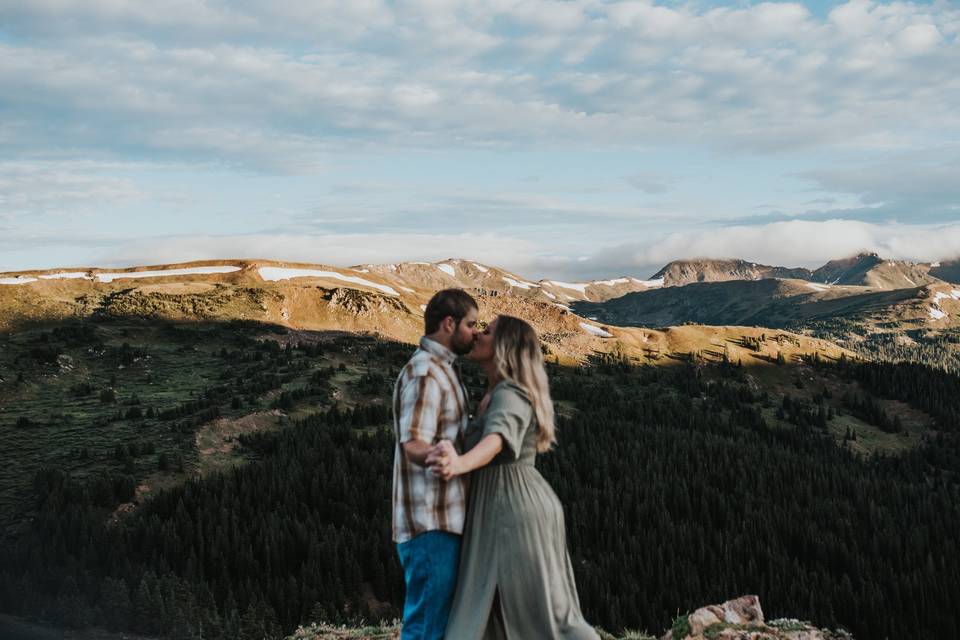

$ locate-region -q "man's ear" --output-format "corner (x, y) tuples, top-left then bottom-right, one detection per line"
(441, 316), (457, 335)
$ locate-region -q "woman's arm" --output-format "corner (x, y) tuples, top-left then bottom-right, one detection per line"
(428, 434), (503, 481)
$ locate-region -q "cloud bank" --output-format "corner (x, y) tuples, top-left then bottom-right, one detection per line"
(1, 1), (958, 277)
(1, 0), (958, 169)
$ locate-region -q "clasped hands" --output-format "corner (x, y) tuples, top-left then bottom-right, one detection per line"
(425, 440), (462, 481)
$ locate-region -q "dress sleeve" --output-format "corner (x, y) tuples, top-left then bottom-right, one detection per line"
(482, 385), (533, 460)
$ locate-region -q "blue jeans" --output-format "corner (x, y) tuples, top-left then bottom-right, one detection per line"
(396, 530), (461, 640)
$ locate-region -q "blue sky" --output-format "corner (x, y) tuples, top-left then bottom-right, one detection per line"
(1, 0), (958, 280)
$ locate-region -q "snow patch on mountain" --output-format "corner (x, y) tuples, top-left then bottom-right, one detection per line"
(547, 281), (588, 294)
(258, 267), (399, 296)
(632, 277), (664, 288)
(503, 276), (537, 289)
(580, 322), (613, 338)
(437, 264), (455, 277)
(0, 276), (38, 285)
(97, 266), (241, 283)
(933, 291), (960, 306)
(39, 272), (93, 280)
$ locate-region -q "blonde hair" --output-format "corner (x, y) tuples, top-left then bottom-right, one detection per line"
(493, 315), (556, 452)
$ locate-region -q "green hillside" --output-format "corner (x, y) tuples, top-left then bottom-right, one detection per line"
(1, 316), (958, 639)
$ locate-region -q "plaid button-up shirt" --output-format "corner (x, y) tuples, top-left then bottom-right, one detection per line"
(391, 336), (470, 543)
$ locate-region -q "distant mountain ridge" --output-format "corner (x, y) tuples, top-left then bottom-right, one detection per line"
(355, 258), (663, 303)
(2, 252), (957, 298)
(0, 257), (660, 304)
(652, 253), (954, 289)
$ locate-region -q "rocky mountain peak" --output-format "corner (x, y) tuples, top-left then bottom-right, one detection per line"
(812, 253), (938, 288)
(651, 259), (813, 287)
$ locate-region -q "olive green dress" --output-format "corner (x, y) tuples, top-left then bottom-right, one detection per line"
(444, 381), (598, 640)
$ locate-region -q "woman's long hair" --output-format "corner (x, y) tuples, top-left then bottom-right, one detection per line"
(493, 315), (556, 452)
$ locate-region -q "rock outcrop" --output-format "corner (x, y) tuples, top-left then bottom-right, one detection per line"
(659, 595), (852, 640)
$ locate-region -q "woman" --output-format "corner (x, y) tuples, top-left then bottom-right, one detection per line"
(427, 315), (598, 640)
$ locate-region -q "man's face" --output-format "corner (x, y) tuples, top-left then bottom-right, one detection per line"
(450, 307), (479, 355)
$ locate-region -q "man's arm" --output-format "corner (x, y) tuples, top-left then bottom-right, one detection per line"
(397, 373), (442, 466)
(402, 440), (433, 467)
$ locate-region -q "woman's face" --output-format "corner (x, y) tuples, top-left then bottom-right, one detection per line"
(469, 317), (498, 363)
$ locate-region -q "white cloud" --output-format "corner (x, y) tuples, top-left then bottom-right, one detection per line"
(0, 161), (146, 214)
(0, 0), (957, 169)
(896, 23), (943, 55)
(797, 157), (960, 209)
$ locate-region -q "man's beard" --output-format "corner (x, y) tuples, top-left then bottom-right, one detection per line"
(451, 334), (475, 355)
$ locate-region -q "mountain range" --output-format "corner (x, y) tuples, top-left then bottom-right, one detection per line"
(3, 251), (958, 365)
(0, 257), (860, 365)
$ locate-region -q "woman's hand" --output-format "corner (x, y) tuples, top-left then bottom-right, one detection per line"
(427, 440), (463, 481)
(428, 434), (504, 480)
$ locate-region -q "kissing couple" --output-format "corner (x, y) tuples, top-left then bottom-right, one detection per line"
(391, 289), (598, 640)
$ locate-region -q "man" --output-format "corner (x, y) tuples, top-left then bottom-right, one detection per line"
(392, 288), (479, 640)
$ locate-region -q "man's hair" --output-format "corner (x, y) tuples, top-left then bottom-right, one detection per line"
(424, 289), (478, 334)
